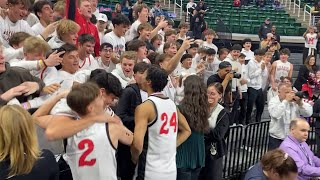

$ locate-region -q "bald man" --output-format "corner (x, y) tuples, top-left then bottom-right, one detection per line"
(280, 118), (320, 180)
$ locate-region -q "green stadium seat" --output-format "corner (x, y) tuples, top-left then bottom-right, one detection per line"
(285, 28), (298, 36)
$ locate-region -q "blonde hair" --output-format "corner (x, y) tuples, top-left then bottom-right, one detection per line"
(56, 19), (80, 39)
(53, 0), (65, 14)
(0, 105), (40, 177)
(23, 37), (51, 54)
(265, 52), (273, 57)
(120, 51), (138, 63)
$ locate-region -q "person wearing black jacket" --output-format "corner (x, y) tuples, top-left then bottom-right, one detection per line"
(115, 62), (151, 180)
(294, 55), (318, 91)
(199, 82), (230, 180)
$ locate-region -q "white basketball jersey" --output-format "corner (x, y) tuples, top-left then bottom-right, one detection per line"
(66, 122), (117, 180)
(134, 95), (178, 180)
(275, 60), (291, 83)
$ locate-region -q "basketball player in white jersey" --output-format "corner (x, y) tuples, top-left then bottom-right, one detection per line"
(66, 82), (133, 180)
(131, 66), (191, 180)
(270, 48), (293, 91)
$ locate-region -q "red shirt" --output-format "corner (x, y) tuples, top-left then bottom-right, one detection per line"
(66, 0), (100, 56)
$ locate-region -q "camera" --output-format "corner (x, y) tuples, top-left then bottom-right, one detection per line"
(230, 70), (241, 79)
(295, 91), (309, 99)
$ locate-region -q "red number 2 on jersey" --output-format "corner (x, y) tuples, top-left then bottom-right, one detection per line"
(78, 139), (96, 167)
(160, 112), (177, 134)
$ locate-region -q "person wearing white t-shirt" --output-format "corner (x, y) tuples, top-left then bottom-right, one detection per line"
(111, 51), (137, 88)
(125, 3), (168, 42)
(125, 4), (149, 42)
(156, 39), (193, 101)
(102, 14), (130, 58)
(24, 11), (39, 27)
(270, 48), (293, 91)
(96, 43), (116, 73)
(78, 34), (99, 71)
(96, 13), (108, 44)
(177, 22), (189, 41)
(32, 0), (54, 36)
(0, 0), (35, 47)
(180, 53), (200, 75)
(201, 29), (218, 54)
(303, 26), (319, 62)
(203, 48), (220, 84)
(241, 38), (254, 61)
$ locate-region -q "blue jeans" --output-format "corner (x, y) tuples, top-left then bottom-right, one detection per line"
(177, 167), (202, 180)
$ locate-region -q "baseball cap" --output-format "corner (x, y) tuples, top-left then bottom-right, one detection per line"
(265, 17), (270, 21)
(97, 13), (108, 22)
(219, 61), (232, 69)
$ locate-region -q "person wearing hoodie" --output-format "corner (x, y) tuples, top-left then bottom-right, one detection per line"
(111, 51), (137, 88)
(116, 62), (150, 180)
(224, 44), (242, 124)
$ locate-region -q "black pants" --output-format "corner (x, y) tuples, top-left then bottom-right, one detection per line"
(268, 136), (283, 150)
(117, 143), (136, 180)
(177, 167), (202, 180)
(246, 88), (265, 124)
(199, 157), (223, 180)
(230, 91), (240, 125)
(239, 92), (248, 125)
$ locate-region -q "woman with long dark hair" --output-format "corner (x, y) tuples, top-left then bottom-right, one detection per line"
(294, 55), (318, 91)
(199, 82), (230, 180)
(176, 75), (209, 180)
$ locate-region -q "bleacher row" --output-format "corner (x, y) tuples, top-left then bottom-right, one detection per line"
(203, 0), (307, 36)
(99, 0), (307, 36)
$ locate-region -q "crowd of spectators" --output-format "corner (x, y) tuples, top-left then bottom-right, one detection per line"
(1, 0), (320, 179)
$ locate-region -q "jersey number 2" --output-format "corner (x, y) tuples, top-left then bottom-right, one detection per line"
(160, 112), (177, 134)
(78, 139), (96, 167)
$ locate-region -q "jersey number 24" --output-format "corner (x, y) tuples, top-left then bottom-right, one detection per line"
(160, 112), (177, 135)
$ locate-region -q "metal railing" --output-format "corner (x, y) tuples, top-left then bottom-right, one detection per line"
(304, 4), (312, 25)
(223, 121), (270, 179)
(216, 16), (232, 48)
(173, 0), (183, 20)
(162, 0), (182, 19)
(293, 0), (301, 17)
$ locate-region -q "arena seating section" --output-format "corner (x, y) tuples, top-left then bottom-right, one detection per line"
(99, 0), (307, 36)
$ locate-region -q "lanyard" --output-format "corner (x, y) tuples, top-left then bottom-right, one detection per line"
(79, 56), (91, 69)
(40, 67), (47, 80)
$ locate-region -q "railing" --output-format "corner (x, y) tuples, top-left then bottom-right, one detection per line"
(293, 0), (301, 17)
(223, 121), (270, 179)
(216, 16), (232, 48)
(162, 0), (182, 19)
(173, 0), (183, 19)
(304, 4), (312, 25)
